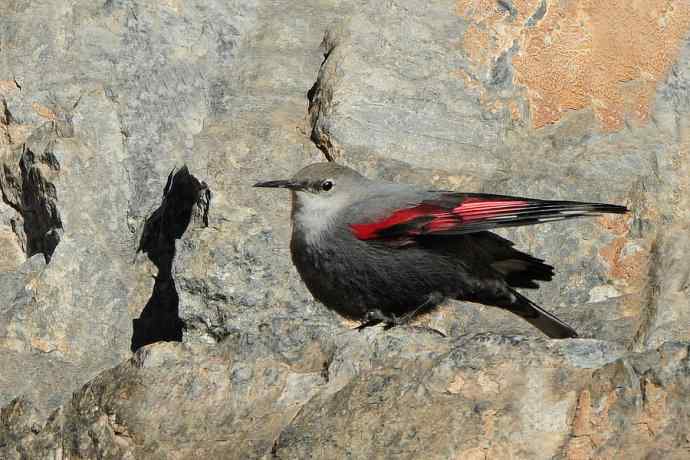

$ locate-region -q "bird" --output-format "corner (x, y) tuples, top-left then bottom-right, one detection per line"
(254, 162), (628, 339)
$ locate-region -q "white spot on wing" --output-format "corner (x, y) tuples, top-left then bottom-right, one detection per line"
(537, 216), (567, 222)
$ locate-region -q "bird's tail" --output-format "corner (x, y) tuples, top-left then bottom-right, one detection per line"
(505, 289), (578, 339)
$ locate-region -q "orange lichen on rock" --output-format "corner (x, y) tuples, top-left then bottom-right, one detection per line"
(456, 0), (543, 76)
(456, 0), (544, 29)
(598, 213), (631, 237)
(453, 68), (482, 92)
(514, 0), (690, 130)
(32, 101), (57, 120)
(462, 24), (493, 67)
(457, 0), (690, 131)
(566, 355), (683, 459)
(636, 379), (669, 437)
(0, 80), (21, 95)
(565, 375), (621, 459)
(566, 390), (596, 460)
(597, 214), (650, 292)
(455, 0), (544, 123)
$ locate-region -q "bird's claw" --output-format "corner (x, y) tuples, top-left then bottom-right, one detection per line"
(356, 309), (414, 331)
(357, 294), (445, 333)
(355, 309), (392, 331)
(355, 319), (381, 331)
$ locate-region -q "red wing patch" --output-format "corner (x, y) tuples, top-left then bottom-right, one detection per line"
(349, 204), (445, 240)
(349, 197), (529, 241)
(349, 193), (627, 242)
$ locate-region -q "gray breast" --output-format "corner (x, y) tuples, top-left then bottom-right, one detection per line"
(290, 226), (371, 319)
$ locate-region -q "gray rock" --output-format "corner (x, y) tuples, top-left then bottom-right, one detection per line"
(1, 0), (689, 457)
(3, 335), (688, 459)
(0, 0), (323, 416)
(0, 87), (135, 416)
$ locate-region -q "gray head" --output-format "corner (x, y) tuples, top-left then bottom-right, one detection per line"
(254, 162), (365, 192)
(254, 162), (370, 242)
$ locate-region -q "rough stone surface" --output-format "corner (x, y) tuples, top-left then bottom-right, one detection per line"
(2, 336), (689, 459)
(1, 0), (689, 458)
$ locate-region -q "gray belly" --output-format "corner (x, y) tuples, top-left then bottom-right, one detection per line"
(290, 231), (466, 320)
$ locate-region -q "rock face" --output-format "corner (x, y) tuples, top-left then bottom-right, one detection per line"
(1, 0), (688, 458)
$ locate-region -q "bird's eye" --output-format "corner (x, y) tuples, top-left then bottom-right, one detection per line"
(321, 180), (334, 192)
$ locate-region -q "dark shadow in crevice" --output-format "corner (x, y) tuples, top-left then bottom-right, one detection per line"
(0, 144), (63, 263)
(131, 166), (210, 352)
(19, 146), (63, 262)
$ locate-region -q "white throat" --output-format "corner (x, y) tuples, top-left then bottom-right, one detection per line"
(292, 191), (346, 245)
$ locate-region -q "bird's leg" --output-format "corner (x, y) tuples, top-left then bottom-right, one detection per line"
(355, 309), (387, 331)
(382, 292), (445, 329)
(357, 293), (445, 334)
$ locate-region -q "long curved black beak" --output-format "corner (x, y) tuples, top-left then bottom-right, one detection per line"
(253, 179), (299, 189)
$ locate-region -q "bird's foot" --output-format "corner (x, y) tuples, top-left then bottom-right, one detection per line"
(354, 319), (381, 331)
(356, 310), (444, 336)
(381, 311), (416, 329)
(383, 311), (447, 337)
(357, 294), (446, 334)
(383, 292), (444, 329)
(355, 314), (446, 337)
(355, 309), (388, 331)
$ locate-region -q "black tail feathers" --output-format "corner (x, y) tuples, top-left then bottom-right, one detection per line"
(506, 289), (578, 339)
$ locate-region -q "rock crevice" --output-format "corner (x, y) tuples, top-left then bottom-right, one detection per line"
(132, 166), (210, 351)
(1, 143), (63, 263)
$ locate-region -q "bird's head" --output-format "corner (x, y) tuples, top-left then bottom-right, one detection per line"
(254, 162), (368, 240)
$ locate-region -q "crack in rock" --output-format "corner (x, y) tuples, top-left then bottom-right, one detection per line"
(131, 166), (210, 351)
(0, 144), (63, 263)
(306, 33), (342, 162)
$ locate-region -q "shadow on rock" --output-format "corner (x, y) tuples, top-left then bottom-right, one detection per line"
(0, 123), (64, 264)
(132, 166), (210, 351)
